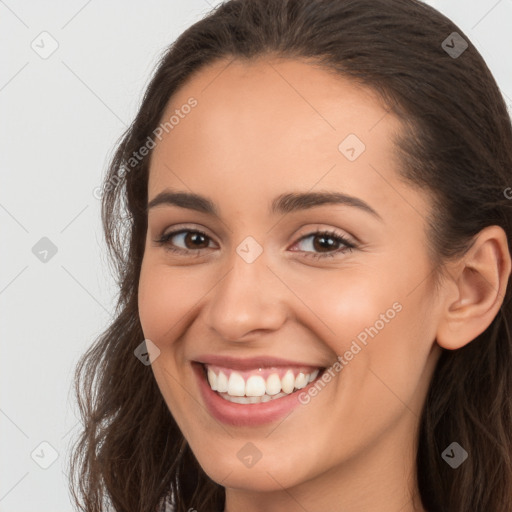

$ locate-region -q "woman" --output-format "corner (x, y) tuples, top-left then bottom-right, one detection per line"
(68, 1), (512, 511)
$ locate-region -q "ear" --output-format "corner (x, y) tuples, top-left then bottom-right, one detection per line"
(436, 225), (511, 350)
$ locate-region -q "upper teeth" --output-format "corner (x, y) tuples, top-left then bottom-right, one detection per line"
(206, 367), (320, 397)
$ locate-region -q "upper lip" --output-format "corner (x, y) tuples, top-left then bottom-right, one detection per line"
(193, 354), (325, 371)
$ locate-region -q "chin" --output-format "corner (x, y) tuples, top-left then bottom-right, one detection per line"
(193, 447), (314, 493)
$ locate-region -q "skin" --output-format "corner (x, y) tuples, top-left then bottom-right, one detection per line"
(138, 57), (511, 512)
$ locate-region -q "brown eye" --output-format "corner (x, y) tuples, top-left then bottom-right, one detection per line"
(181, 231), (210, 249)
(290, 230), (356, 259)
(312, 233), (342, 252)
(155, 229), (213, 254)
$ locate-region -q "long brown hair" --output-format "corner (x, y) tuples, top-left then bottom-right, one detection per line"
(68, 1), (512, 510)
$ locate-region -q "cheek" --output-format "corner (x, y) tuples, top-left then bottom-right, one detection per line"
(286, 265), (398, 354)
(290, 252), (436, 398)
(138, 262), (169, 340)
(328, 274), (437, 425)
(138, 259), (210, 429)
(138, 259), (207, 341)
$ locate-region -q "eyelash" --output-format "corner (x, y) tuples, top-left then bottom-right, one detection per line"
(154, 228), (356, 260)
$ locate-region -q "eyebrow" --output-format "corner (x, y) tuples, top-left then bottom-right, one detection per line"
(147, 189), (382, 221)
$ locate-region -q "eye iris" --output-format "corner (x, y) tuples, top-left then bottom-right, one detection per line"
(186, 232), (208, 249)
(313, 234), (337, 252)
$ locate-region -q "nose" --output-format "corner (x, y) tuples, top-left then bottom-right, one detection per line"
(202, 248), (289, 343)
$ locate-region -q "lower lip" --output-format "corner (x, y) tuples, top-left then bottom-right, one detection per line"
(192, 362), (322, 427)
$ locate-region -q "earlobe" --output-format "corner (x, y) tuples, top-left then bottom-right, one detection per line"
(436, 225), (512, 351)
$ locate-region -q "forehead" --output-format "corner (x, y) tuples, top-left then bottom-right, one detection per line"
(147, 57), (427, 222)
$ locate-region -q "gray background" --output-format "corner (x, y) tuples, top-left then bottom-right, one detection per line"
(1, 0), (511, 510)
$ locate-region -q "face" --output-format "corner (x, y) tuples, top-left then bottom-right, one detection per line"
(138, 57), (443, 494)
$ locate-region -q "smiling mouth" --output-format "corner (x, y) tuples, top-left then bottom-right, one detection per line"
(200, 363), (326, 404)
